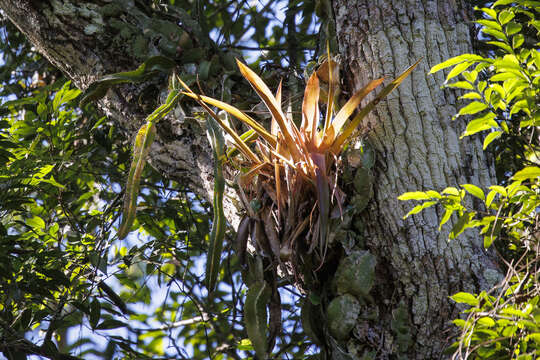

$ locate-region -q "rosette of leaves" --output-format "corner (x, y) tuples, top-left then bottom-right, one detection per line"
(179, 56), (420, 286)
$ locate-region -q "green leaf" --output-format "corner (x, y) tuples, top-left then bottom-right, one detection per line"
(237, 338), (254, 351)
(445, 61), (473, 82)
(244, 281), (271, 360)
(483, 131), (502, 150)
(53, 81), (80, 112)
(205, 117), (226, 292)
(506, 21), (522, 35)
(486, 190), (498, 208)
(461, 112), (498, 138)
(403, 201), (437, 219)
(486, 41), (513, 53)
(489, 185), (507, 197)
(450, 212), (474, 239)
(398, 191), (433, 201)
(491, 72), (517, 81)
(484, 235), (494, 249)
(459, 92), (482, 100)
(447, 81), (474, 90)
(461, 184), (485, 200)
(478, 7), (497, 20)
(451, 292), (479, 306)
(442, 187), (460, 196)
(477, 19), (502, 31)
(26, 216), (45, 230)
(498, 10), (514, 25)
(96, 319), (127, 330)
(526, 333), (540, 344)
(90, 299), (101, 329)
(513, 34), (525, 49)
(80, 56), (176, 107)
(118, 122), (157, 239)
(478, 316), (496, 327)
(493, 0), (514, 7)
(513, 166), (540, 181)
(439, 209), (453, 230)
(482, 28), (507, 41)
(462, 70), (478, 83)
(429, 54), (486, 74)
(456, 101), (488, 117)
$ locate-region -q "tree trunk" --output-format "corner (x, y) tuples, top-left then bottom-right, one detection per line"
(0, 0), (501, 358)
(333, 0), (500, 358)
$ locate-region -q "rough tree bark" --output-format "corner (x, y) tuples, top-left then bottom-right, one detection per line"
(333, 0), (500, 358)
(1, 0), (501, 358)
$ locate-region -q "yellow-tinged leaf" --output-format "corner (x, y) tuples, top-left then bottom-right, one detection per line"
(301, 72), (320, 145)
(318, 125), (335, 151)
(439, 209), (453, 230)
(403, 201), (437, 219)
(332, 58), (422, 153)
(451, 292), (479, 306)
(442, 187), (460, 196)
(330, 78), (384, 138)
(182, 92), (276, 147)
(323, 42), (337, 133)
(461, 184), (485, 200)
(483, 131), (502, 149)
(272, 80), (282, 136)
(489, 185), (507, 197)
(429, 54), (486, 74)
(513, 166), (540, 181)
(236, 59), (302, 162)
(226, 129), (258, 159)
(269, 148), (296, 169)
(179, 91), (261, 164)
(398, 191), (432, 201)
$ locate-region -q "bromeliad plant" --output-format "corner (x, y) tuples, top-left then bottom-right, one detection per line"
(179, 57), (420, 274)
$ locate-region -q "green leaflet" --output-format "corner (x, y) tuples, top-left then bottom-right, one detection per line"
(245, 281), (271, 360)
(205, 116), (226, 292)
(118, 122), (156, 239)
(79, 56), (176, 107)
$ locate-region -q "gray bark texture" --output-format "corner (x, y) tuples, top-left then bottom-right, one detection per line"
(0, 0), (501, 358)
(334, 0), (500, 358)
